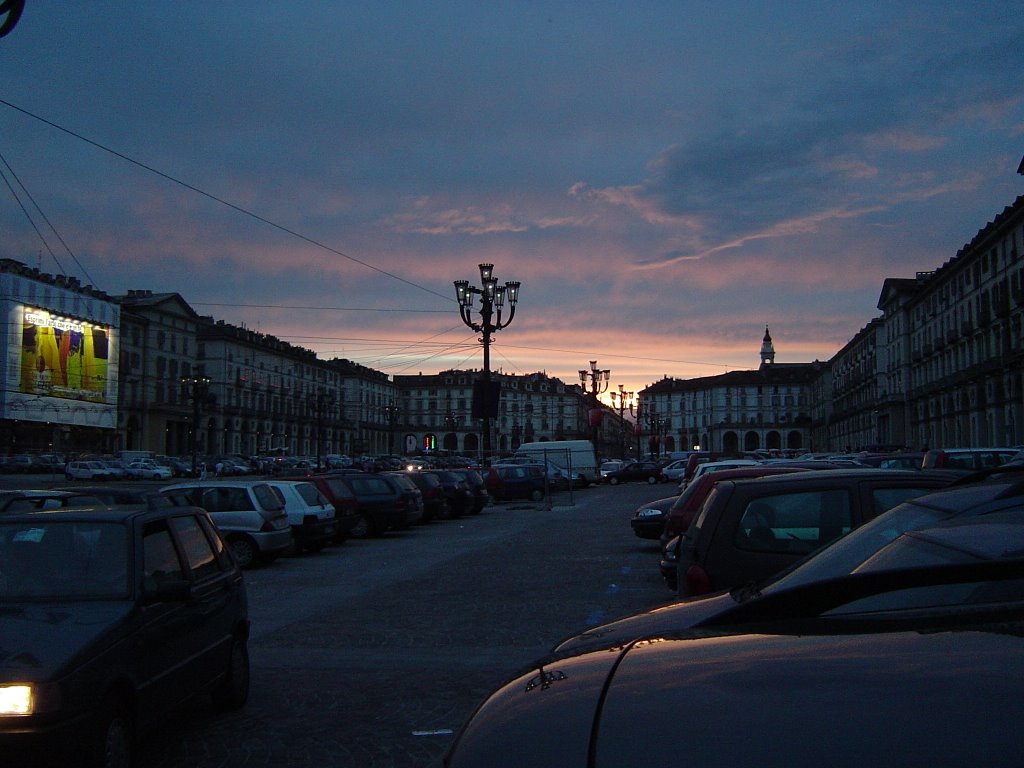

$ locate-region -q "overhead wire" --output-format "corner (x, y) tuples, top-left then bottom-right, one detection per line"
(0, 99), (746, 376)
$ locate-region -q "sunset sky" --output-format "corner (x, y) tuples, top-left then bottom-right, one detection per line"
(1, 3), (1022, 402)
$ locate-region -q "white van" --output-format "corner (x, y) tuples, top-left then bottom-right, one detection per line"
(513, 440), (599, 486)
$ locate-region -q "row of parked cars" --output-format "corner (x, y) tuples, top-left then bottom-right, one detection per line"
(0, 459), (569, 766)
(442, 457), (1024, 767)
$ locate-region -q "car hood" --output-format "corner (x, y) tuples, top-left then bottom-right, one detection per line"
(0, 601), (134, 682)
(450, 626), (1024, 768)
(551, 591), (736, 654)
(445, 649), (621, 768)
(596, 628), (1024, 767)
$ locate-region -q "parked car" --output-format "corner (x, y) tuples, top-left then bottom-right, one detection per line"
(447, 468), (490, 513)
(0, 455), (36, 474)
(262, 479), (338, 553)
(320, 473), (409, 537)
(125, 459), (174, 480)
(632, 466), (816, 546)
(99, 459), (129, 480)
(921, 447), (1018, 470)
(603, 460), (667, 485)
(381, 471), (426, 527)
(679, 458), (760, 489)
(599, 460), (625, 479)
(64, 460), (118, 481)
(159, 481), (294, 568)
(0, 489), (108, 513)
(671, 468), (964, 597)
(660, 465), (813, 547)
(629, 494), (680, 540)
(659, 459), (689, 481)
(426, 470), (476, 518)
(286, 474), (362, 543)
(559, 473), (1024, 654)
(483, 464), (547, 502)
(0, 504), (250, 767)
(404, 470), (451, 521)
(56, 485), (166, 508)
(855, 451), (925, 469)
(446, 557), (1024, 768)
(678, 451), (743, 486)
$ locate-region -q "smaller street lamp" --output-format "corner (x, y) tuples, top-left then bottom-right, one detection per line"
(181, 375), (212, 477)
(609, 384), (635, 459)
(383, 404), (402, 456)
(579, 361), (610, 456)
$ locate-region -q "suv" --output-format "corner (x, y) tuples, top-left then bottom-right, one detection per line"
(674, 469), (963, 597)
(262, 479), (338, 553)
(160, 480), (294, 568)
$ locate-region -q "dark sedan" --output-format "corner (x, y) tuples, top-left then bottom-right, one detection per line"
(405, 471), (451, 522)
(629, 495), (678, 539)
(427, 470), (476, 518)
(0, 504), (250, 767)
(445, 555), (1024, 768)
(604, 461), (667, 485)
(320, 473), (408, 537)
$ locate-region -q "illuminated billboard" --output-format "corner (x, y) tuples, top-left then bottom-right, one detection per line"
(19, 309), (111, 403)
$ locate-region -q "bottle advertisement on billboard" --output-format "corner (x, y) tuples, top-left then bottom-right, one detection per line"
(18, 308), (110, 403)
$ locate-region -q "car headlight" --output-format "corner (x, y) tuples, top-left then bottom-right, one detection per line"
(637, 508), (663, 518)
(0, 685), (33, 715)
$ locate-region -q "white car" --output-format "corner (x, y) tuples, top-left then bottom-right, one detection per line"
(679, 458), (761, 490)
(125, 460), (173, 480)
(661, 459), (689, 481)
(64, 460), (117, 481)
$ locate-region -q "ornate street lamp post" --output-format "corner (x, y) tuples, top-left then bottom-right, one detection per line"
(609, 384), (635, 459)
(579, 360), (610, 457)
(454, 264), (521, 465)
(181, 375), (212, 477)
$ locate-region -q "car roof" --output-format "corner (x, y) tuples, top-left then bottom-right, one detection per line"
(888, 476), (1024, 515)
(0, 503), (203, 523)
(0, 489), (80, 499)
(726, 468), (961, 486)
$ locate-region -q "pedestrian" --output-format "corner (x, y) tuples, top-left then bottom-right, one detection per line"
(215, 460), (224, 477)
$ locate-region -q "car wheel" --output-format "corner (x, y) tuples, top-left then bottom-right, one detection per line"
(92, 696), (133, 768)
(227, 535), (258, 569)
(211, 636), (250, 710)
(647, 476), (658, 484)
(349, 513), (372, 539)
(529, 488), (544, 502)
(609, 476), (620, 485)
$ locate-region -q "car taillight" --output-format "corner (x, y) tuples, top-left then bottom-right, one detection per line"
(685, 564), (712, 597)
(263, 515), (289, 532)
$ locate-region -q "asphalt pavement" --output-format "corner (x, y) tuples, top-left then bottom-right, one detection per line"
(1, 474), (676, 767)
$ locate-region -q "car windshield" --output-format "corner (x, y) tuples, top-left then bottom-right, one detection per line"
(0, 520), (130, 600)
(762, 495), (967, 595)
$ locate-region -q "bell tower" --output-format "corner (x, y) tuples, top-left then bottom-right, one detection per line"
(759, 326), (775, 368)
